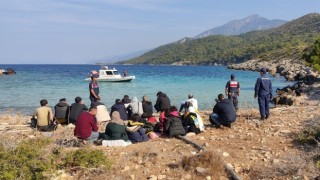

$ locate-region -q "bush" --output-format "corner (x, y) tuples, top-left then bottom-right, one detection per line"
(0, 138), (54, 180)
(303, 37), (320, 72)
(0, 138), (112, 179)
(61, 148), (111, 170)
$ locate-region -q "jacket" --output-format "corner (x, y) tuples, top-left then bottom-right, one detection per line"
(213, 99), (237, 124)
(110, 103), (128, 120)
(128, 97), (144, 116)
(104, 122), (129, 141)
(94, 102), (111, 123)
(69, 103), (88, 124)
(254, 74), (273, 97)
(74, 112), (98, 140)
(54, 102), (69, 119)
(165, 111), (185, 137)
(142, 101), (153, 115)
(154, 93), (171, 112)
(126, 120), (149, 143)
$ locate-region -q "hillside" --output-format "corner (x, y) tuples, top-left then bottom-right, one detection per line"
(194, 14), (286, 38)
(120, 13), (320, 65)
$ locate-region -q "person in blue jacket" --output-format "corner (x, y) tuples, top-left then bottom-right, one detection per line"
(254, 68), (273, 120)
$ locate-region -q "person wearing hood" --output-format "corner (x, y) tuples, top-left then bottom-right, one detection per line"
(127, 96), (143, 117)
(126, 114), (149, 143)
(110, 99), (128, 120)
(93, 98), (111, 124)
(122, 95), (131, 108)
(103, 111), (129, 141)
(142, 95), (153, 115)
(54, 98), (69, 124)
(164, 106), (185, 138)
(69, 97), (88, 124)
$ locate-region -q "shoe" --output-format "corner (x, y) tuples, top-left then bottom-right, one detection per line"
(260, 117), (265, 120)
(265, 114), (269, 119)
(225, 124), (231, 128)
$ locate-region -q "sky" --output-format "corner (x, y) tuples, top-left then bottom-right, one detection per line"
(0, 0), (319, 64)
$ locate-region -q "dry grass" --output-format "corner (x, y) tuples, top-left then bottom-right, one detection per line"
(181, 150), (226, 177)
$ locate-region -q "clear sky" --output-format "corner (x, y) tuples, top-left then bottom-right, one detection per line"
(0, 0), (319, 64)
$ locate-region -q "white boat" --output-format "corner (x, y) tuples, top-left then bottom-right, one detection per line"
(85, 66), (135, 82)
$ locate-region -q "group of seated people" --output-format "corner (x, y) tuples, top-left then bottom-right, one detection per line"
(32, 91), (237, 145)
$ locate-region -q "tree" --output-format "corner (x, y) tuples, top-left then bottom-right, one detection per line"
(304, 37), (320, 71)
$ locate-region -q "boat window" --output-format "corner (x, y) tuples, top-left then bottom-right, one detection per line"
(106, 71), (113, 75)
(113, 71), (119, 75)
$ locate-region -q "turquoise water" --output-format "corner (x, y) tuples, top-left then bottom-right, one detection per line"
(0, 64), (293, 115)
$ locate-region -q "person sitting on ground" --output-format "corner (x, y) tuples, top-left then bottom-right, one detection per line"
(142, 95), (153, 115)
(126, 114), (149, 143)
(93, 98), (111, 124)
(154, 91), (171, 132)
(179, 94), (198, 113)
(122, 95), (131, 108)
(32, 99), (55, 132)
(154, 91), (171, 113)
(209, 94), (237, 128)
(127, 96), (143, 117)
(54, 98), (70, 124)
(69, 96), (88, 124)
(74, 106), (102, 144)
(182, 105), (201, 134)
(164, 106), (185, 138)
(110, 99), (128, 120)
(103, 111), (129, 141)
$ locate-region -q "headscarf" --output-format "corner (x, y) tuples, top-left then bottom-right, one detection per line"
(111, 111), (126, 125)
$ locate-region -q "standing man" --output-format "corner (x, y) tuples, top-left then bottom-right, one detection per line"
(225, 74), (240, 110)
(254, 68), (273, 120)
(89, 74), (100, 106)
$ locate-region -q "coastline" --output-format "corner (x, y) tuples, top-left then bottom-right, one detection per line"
(227, 58), (319, 81)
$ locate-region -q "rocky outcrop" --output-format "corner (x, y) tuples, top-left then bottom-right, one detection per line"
(227, 59), (319, 82)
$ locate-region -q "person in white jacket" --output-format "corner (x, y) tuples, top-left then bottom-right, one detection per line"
(127, 96), (143, 117)
(179, 94), (198, 113)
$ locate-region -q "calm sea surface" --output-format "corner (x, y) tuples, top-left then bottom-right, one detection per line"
(0, 64), (293, 115)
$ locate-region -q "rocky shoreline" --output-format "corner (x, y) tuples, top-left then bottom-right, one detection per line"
(227, 58), (319, 81)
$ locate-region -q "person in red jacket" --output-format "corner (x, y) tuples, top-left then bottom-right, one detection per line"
(74, 106), (100, 144)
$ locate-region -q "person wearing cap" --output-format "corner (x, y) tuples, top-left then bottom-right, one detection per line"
(254, 68), (273, 120)
(179, 94), (198, 113)
(74, 106), (101, 144)
(69, 97), (88, 124)
(89, 74), (100, 106)
(54, 98), (70, 124)
(225, 74), (240, 110)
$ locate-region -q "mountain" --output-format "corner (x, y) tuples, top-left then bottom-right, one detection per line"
(89, 49), (151, 64)
(120, 13), (320, 66)
(194, 14), (287, 38)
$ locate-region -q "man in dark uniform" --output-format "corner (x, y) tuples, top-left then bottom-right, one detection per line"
(225, 74), (240, 110)
(254, 68), (273, 120)
(89, 74), (100, 106)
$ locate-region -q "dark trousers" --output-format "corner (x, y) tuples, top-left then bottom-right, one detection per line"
(258, 94), (270, 118)
(228, 93), (238, 110)
(89, 96), (98, 106)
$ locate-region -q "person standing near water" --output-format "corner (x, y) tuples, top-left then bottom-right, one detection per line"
(89, 74), (100, 106)
(254, 68), (273, 120)
(225, 74), (240, 110)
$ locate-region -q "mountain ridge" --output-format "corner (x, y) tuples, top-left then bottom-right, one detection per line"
(194, 14), (287, 38)
(119, 13), (320, 66)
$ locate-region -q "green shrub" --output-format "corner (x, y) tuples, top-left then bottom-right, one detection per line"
(303, 37), (320, 72)
(0, 138), (54, 180)
(61, 148), (111, 170)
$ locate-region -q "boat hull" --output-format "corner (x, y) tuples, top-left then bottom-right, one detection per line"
(85, 76), (135, 82)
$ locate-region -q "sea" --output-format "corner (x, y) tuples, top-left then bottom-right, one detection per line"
(0, 64), (293, 115)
